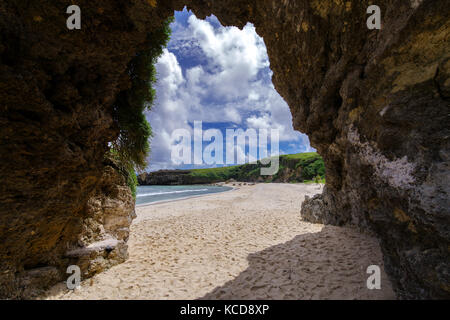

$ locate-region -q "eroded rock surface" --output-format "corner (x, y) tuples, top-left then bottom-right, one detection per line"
(0, 0), (448, 299)
(66, 160), (136, 279)
(188, 0), (450, 299)
(0, 0), (168, 298)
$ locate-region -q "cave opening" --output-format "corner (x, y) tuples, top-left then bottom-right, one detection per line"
(3, 0), (447, 301)
(136, 7), (322, 198)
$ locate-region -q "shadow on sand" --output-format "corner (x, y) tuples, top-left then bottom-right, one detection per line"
(200, 225), (396, 300)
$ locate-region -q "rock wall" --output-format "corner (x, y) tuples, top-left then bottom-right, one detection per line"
(0, 0), (178, 299)
(66, 160), (136, 280)
(187, 0), (449, 299)
(0, 0), (448, 299)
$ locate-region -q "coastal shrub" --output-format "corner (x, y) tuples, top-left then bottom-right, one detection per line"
(126, 166), (138, 199)
(247, 167), (261, 179)
(107, 149), (138, 199)
(111, 17), (173, 196)
(301, 158), (325, 180)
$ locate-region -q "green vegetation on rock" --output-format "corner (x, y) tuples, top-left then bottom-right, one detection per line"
(187, 152), (325, 183)
(111, 17), (173, 197)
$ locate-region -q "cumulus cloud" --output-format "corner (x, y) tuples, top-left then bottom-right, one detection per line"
(146, 12), (312, 171)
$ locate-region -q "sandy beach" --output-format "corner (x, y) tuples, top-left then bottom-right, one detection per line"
(44, 183), (395, 300)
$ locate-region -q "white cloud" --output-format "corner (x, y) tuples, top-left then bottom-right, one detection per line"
(246, 113), (271, 129)
(146, 13), (312, 171)
(187, 15), (269, 101)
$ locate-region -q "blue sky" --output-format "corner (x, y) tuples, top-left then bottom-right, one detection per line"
(145, 8), (314, 171)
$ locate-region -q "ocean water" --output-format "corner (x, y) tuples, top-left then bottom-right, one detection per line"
(135, 185), (233, 205)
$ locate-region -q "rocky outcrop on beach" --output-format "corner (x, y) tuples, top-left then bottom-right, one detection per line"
(138, 170), (203, 185)
(0, 0), (152, 298)
(0, 158), (135, 298)
(66, 161), (136, 279)
(0, 0), (448, 299)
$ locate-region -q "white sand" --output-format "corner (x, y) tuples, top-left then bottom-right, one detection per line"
(45, 183), (395, 300)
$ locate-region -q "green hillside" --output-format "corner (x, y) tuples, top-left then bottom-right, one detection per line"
(138, 152), (326, 185)
(187, 152), (325, 183)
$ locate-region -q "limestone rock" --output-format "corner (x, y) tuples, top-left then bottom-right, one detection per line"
(68, 161), (136, 279)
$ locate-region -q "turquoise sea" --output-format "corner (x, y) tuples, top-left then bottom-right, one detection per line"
(135, 185), (233, 205)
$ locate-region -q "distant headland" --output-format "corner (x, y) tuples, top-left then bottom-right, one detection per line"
(138, 152), (325, 185)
